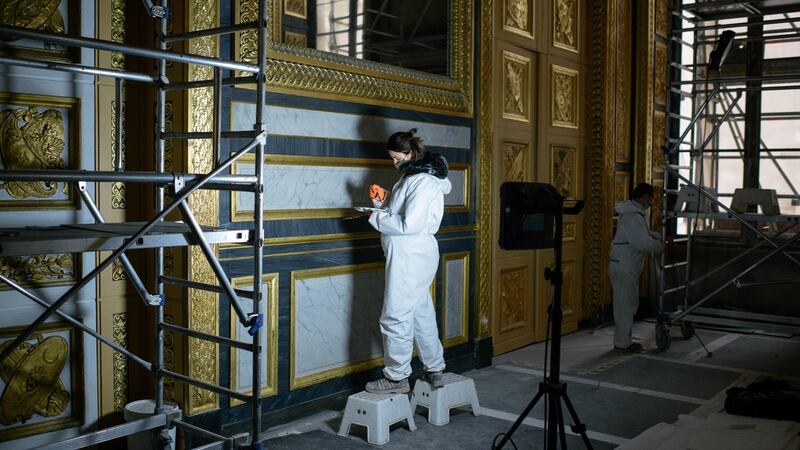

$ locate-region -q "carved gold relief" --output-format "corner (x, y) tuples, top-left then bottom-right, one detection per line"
(111, 257), (127, 281)
(504, 0), (533, 38)
(551, 145), (576, 199)
(656, 0), (668, 37)
(654, 42), (668, 105)
(111, 312), (128, 413)
(563, 222), (576, 242)
(553, 0), (578, 53)
(0, 322), (82, 442)
(0, 0), (65, 34)
(614, 172), (629, 204)
(0, 253), (74, 284)
(477, 0), (494, 337)
(186, 0), (219, 415)
(552, 65), (578, 128)
(503, 141), (527, 182)
(110, 0), (126, 69)
(653, 110), (666, 172)
(111, 100), (127, 209)
(284, 30), (307, 47)
(237, 0), (473, 116)
(651, 179), (664, 231)
(163, 314), (176, 402)
(0, 107), (65, 198)
(284, 0), (306, 19)
(502, 51), (530, 122)
(500, 266), (528, 333)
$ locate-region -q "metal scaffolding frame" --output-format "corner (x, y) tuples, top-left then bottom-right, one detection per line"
(655, 0), (800, 350)
(0, 1), (269, 448)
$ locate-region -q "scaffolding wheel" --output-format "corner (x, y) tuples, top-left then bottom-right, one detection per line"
(656, 325), (672, 351)
(680, 321), (695, 339)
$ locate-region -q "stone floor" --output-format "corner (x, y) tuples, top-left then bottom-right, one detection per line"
(260, 321), (800, 449)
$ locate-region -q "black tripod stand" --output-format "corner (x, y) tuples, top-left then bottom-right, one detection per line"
(495, 187), (592, 450)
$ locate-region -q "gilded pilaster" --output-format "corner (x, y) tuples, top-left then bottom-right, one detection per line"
(477, 0), (495, 337)
(185, 0), (220, 415)
(634, 0), (655, 186)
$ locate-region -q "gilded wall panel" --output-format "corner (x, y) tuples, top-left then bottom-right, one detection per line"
(0, 253), (76, 291)
(477, 0), (494, 337)
(502, 51), (531, 123)
(499, 266), (528, 333)
(614, 172), (629, 204)
(284, 0), (307, 19)
(655, 0), (669, 37)
(0, 94), (79, 210)
(551, 65), (578, 129)
(654, 42), (668, 105)
(110, 100), (127, 209)
(0, 0), (79, 62)
(503, 141), (528, 182)
(0, 322), (83, 442)
(553, 0), (579, 53)
(283, 30), (307, 47)
(186, 0), (220, 416)
(614, 0), (631, 163)
(653, 110), (666, 172)
(503, 0), (534, 39)
(551, 144), (577, 199)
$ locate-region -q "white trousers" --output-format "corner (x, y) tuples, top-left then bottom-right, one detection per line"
(380, 234), (446, 381)
(609, 261), (640, 349)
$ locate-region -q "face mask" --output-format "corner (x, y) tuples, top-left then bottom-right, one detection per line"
(394, 155), (411, 170)
(643, 201), (652, 210)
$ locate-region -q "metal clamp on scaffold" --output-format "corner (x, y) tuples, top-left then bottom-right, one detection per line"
(247, 313), (264, 336)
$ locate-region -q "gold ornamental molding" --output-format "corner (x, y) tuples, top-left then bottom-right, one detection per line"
(634, 0), (656, 187)
(586, 0), (617, 314)
(236, 0), (474, 117)
(110, 0), (126, 69)
(186, 0), (220, 416)
(502, 51), (532, 123)
(477, 0), (494, 337)
(111, 312), (129, 413)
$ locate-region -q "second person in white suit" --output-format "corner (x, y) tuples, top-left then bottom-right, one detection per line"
(365, 128), (451, 394)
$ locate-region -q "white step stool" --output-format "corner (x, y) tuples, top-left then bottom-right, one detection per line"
(410, 373), (481, 426)
(337, 391), (416, 445)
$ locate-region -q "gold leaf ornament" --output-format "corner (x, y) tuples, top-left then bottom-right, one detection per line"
(0, 106), (66, 198)
(0, 0), (65, 35)
(0, 334), (70, 425)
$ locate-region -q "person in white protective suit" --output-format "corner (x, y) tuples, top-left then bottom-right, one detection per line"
(364, 128), (451, 394)
(609, 182), (666, 353)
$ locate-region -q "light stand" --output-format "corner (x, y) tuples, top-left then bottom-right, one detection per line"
(494, 183), (590, 450)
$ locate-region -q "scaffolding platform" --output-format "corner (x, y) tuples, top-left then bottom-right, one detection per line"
(0, 223), (250, 257)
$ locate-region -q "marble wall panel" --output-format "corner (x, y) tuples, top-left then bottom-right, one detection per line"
(231, 102), (471, 150)
(443, 252), (469, 346)
(232, 157), (468, 220)
(229, 274), (278, 404)
(291, 264), (385, 389)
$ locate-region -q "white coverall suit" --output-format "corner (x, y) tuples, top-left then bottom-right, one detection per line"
(608, 200), (664, 349)
(368, 173), (451, 381)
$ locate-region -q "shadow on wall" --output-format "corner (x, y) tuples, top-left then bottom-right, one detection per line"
(346, 115), (394, 387)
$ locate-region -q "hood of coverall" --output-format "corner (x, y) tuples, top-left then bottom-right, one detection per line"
(402, 152), (452, 195)
(614, 199), (646, 216)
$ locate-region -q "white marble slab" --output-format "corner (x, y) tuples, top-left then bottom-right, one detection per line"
(293, 268), (385, 381)
(231, 280), (272, 396)
(444, 257), (466, 341)
(231, 102), (471, 150)
(233, 162), (467, 218)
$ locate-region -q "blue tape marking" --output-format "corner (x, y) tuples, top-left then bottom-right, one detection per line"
(247, 313), (264, 336)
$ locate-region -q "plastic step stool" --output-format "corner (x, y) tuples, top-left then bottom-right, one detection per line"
(410, 373), (481, 426)
(337, 391), (417, 445)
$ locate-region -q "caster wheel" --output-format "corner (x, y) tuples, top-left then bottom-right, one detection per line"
(681, 321), (695, 339)
(656, 325), (672, 351)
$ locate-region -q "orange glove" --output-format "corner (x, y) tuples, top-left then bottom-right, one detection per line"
(369, 184), (386, 202)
